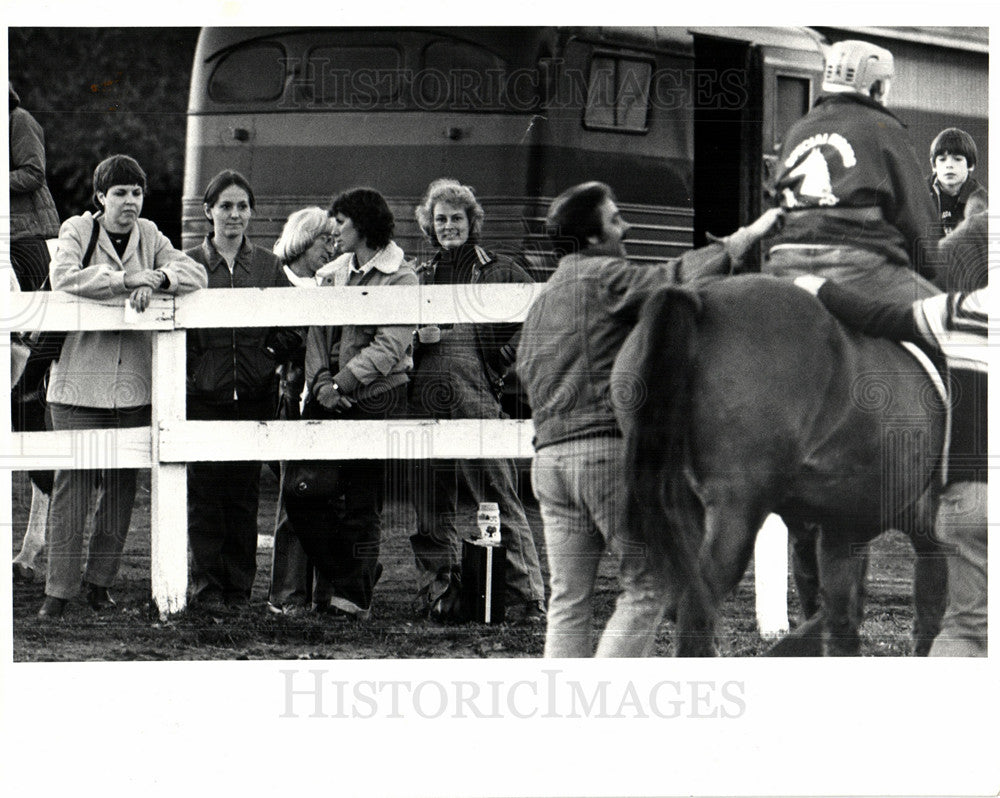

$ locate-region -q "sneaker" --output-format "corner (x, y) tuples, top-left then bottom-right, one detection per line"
(267, 601), (307, 617)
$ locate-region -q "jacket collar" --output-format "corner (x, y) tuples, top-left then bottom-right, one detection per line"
(423, 241), (492, 282)
(200, 235), (254, 273)
(814, 91), (906, 127)
(319, 241), (406, 286)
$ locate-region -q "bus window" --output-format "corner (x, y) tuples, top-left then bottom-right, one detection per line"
(584, 55), (652, 133)
(309, 45), (402, 107)
(419, 40), (507, 110)
(209, 42), (286, 103)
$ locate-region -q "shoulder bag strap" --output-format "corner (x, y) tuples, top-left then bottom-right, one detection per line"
(39, 216), (100, 292)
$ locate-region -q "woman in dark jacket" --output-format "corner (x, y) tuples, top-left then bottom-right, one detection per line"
(185, 170), (294, 611)
(408, 178), (546, 623)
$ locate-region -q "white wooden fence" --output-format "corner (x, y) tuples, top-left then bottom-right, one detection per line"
(3, 281), (788, 631)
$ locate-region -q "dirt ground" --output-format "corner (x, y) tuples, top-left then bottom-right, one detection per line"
(10, 469), (919, 661)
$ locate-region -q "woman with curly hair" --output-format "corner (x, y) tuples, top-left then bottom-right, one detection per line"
(409, 178), (546, 624)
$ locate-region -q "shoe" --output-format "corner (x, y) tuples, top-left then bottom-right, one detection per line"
(267, 601), (307, 617)
(38, 596), (68, 619)
(428, 570), (464, 623)
(13, 562), (36, 584)
(84, 583), (117, 611)
(506, 599), (547, 625)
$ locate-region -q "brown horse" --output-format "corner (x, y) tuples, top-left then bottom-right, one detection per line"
(613, 275), (948, 656)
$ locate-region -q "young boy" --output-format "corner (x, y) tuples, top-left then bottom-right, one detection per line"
(928, 127), (988, 237)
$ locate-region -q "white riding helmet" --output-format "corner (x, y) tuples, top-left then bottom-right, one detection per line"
(822, 40), (894, 99)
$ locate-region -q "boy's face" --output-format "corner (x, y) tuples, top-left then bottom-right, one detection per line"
(933, 152), (973, 196)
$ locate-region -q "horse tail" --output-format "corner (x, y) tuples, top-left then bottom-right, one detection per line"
(625, 286), (711, 617)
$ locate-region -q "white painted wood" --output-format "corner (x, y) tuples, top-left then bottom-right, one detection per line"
(11, 484), (49, 572)
(5, 428), (152, 469)
(158, 418), (537, 462)
(7, 284), (545, 330)
(172, 284), (545, 327)
(150, 330), (189, 618)
(754, 513), (791, 639)
(6, 291), (174, 331)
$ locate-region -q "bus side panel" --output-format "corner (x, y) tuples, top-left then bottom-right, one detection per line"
(182, 112), (536, 253)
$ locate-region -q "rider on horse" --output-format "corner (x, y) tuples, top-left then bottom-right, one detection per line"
(763, 40), (940, 306)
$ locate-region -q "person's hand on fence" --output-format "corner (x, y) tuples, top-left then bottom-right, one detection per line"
(129, 285), (153, 312)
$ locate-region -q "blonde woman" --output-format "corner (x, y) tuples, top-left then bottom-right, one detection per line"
(267, 207), (336, 615)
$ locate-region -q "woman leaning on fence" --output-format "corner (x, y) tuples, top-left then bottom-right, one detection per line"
(184, 170), (299, 614)
(37, 154), (208, 619)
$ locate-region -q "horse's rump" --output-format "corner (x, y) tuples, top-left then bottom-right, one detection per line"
(615, 275), (946, 561)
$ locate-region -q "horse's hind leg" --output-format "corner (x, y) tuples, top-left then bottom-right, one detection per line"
(675, 499), (764, 657)
(817, 534), (870, 656)
(788, 521), (821, 621)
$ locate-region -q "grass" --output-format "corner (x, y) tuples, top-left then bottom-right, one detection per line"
(10, 469), (919, 661)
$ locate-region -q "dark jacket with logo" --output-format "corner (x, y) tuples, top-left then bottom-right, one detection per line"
(185, 236), (289, 404)
(769, 92), (937, 269)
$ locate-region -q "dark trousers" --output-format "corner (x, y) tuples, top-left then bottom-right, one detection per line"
(187, 394), (274, 602)
(46, 403), (150, 599)
(283, 384), (407, 615)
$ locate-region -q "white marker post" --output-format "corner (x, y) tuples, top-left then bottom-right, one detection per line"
(754, 513), (790, 639)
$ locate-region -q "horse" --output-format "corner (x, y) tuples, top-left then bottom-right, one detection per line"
(613, 274), (949, 656)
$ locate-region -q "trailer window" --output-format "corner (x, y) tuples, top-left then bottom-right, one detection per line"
(310, 46), (402, 107)
(775, 75), (811, 147)
(209, 42), (286, 103)
(584, 56), (652, 133)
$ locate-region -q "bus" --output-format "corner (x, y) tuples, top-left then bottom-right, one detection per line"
(183, 26), (988, 273)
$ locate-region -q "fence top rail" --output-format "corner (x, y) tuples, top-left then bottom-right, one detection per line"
(3, 284), (546, 332)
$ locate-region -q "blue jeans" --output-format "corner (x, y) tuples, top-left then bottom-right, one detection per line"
(532, 437), (674, 657)
(930, 481), (987, 656)
(45, 403), (150, 599)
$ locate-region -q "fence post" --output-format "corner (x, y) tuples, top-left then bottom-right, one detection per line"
(150, 328), (188, 618)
